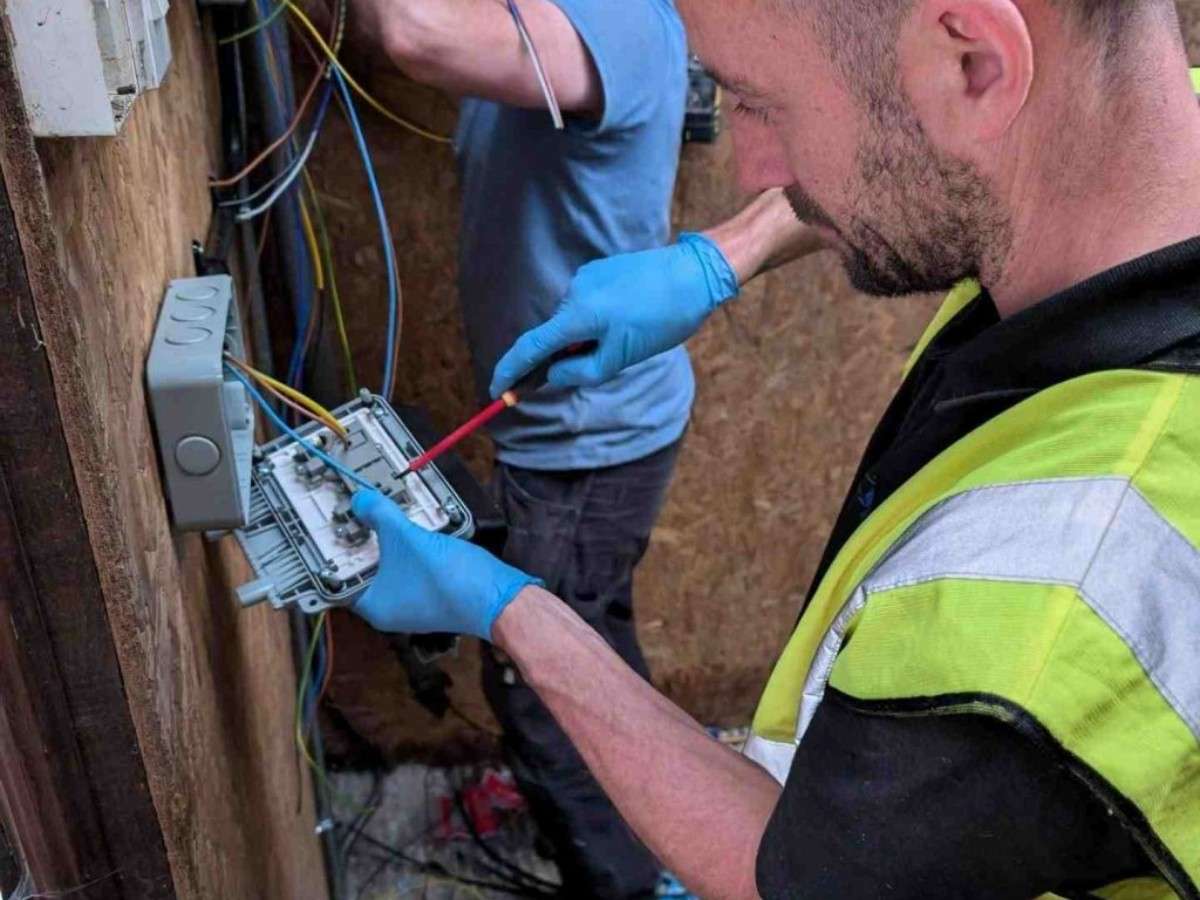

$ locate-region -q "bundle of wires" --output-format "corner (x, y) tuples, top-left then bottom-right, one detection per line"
(219, 80), (334, 223)
(329, 63), (403, 401)
(339, 772), (563, 899)
(210, 6), (572, 887)
(214, 0), (560, 407)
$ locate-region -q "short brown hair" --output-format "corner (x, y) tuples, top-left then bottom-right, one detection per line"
(794, 0), (1174, 94)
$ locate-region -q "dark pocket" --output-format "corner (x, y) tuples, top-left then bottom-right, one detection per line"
(497, 464), (580, 591)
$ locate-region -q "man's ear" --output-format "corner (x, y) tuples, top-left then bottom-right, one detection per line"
(900, 0), (1034, 148)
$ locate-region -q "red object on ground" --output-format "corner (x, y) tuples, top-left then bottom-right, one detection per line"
(434, 769), (526, 842)
(436, 794), (467, 842)
(463, 783), (501, 838)
(479, 768), (526, 812)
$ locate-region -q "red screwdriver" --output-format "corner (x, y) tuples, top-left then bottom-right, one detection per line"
(398, 342), (595, 479)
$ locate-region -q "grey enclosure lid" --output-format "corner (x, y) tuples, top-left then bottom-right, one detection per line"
(233, 393), (475, 616)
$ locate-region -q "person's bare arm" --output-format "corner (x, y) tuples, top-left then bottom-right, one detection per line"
(704, 188), (826, 286)
(343, 0), (601, 114)
(494, 587), (780, 900)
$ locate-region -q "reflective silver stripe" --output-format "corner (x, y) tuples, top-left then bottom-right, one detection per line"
(795, 477), (1200, 743)
(1083, 486), (1200, 739)
(743, 735), (797, 784)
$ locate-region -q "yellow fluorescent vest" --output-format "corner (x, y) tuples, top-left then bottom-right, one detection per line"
(746, 282), (1200, 899)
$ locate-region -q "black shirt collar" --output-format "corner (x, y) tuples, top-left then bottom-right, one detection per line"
(935, 234), (1200, 406)
(802, 234), (1200, 611)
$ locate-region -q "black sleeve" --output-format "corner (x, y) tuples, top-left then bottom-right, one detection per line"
(755, 689), (1151, 900)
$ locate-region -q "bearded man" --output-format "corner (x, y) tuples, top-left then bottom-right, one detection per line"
(352, 1), (1200, 896)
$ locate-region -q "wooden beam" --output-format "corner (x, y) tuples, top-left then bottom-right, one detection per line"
(0, 139), (173, 896)
(0, 5), (329, 896)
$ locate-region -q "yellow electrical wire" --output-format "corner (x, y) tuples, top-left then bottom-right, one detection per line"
(293, 614), (360, 808)
(298, 196), (325, 292)
(258, 373), (330, 427)
(284, 1), (453, 145)
(303, 170), (359, 394)
(224, 354), (350, 443)
(218, 0), (287, 45)
(295, 612), (335, 790)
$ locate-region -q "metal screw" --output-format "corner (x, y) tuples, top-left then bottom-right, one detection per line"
(358, 388), (374, 404)
(256, 463), (273, 476)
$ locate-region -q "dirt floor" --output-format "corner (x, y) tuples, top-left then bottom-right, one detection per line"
(333, 766), (571, 900)
(331, 729), (748, 899)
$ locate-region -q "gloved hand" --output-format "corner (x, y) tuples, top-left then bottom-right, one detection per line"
(489, 232), (739, 395)
(350, 490), (542, 640)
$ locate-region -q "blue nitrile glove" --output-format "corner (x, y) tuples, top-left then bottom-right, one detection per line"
(350, 490), (542, 640)
(489, 232), (739, 395)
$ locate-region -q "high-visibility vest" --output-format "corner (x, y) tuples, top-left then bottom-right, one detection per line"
(745, 282), (1200, 899)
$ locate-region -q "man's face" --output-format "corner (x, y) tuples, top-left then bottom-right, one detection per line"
(680, 0), (1008, 296)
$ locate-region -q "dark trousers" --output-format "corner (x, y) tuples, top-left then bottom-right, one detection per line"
(482, 440), (682, 900)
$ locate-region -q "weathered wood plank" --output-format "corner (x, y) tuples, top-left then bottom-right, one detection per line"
(0, 2), (329, 896)
(0, 134), (170, 898)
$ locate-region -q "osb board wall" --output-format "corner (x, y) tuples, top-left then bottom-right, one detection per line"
(4, 4), (327, 897)
(311, 4), (1200, 759)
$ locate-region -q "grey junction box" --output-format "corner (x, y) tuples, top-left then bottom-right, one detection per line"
(147, 277), (475, 617)
(146, 275), (255, 531)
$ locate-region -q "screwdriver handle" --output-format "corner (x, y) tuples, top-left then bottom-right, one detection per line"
(510, 341), (597, 395)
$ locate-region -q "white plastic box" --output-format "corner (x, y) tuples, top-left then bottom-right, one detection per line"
(6, 0), (172, 137)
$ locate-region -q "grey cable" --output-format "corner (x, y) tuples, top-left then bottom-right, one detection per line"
(507, 0), (564, 130)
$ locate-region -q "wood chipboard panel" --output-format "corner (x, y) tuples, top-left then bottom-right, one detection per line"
(0, 3), (328, 897)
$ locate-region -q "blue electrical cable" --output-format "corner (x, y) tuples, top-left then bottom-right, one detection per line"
(331, 65), (400, 398)
(225, 364), (375, 491)
(305, 630), (326, 729)
(249, 0), (317, 393)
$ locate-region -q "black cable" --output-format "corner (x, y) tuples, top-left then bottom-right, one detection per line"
(338, 777), (556, 897)
(354, 852), (390, 900)
(338, 773), (385, 897)
(453, 788), (561, 894)
(349, 831), (549, 898)
(302, 285), (329, 393)
(472, 854), (558, 896)
(452, 774), (560, 893)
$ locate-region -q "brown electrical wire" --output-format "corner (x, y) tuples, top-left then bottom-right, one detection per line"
(210, 63), (328, 189)
(224, 353), (350, 442)
(256, 371), (331, 431)
(255, 207), (273, 261)
(211, 0), (343, 191)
